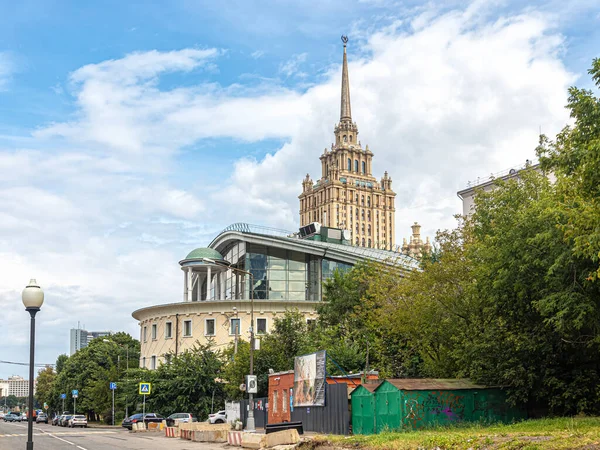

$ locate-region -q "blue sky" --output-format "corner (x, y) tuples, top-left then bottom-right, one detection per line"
(0, 0), (598, 379)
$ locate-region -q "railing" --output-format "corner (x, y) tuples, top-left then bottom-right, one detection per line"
(464, 159), (538, 189)
(221, 223), (295, 238)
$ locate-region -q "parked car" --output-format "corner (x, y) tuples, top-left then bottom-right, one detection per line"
(51, 414), (61, 426)
(3, 413), (19, 422)
(68, 415), (88, 428)
(36, 412), (48, 424)
(166, 413), (197, 427)
(121, 413), (164, 430)
(60, 415), (72, 427)
(208, 410), (227, 424)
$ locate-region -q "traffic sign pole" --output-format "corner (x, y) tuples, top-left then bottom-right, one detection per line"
(74, 397), (76, 415)
(62, 398), (64, 413)
(142, 394), (145, 427)
(112, 389), (115, 426)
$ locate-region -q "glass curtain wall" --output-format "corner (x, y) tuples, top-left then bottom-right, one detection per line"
(219, 241), (354, 301)
(246, 244), (309, 300)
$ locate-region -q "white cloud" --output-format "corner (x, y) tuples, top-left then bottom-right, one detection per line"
(0, 3), (577, 376)
(279, 53), (308, 78)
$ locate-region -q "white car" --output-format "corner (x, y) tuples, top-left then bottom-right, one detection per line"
(68, 415), (88, 428)
(208, 410), (227, 424)
(167, 413), (197, 424)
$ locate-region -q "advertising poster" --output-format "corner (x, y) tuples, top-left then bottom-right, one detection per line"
(293, 350), (326, 407)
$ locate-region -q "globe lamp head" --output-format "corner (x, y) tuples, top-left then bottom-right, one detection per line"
(22, 279), (44, 310)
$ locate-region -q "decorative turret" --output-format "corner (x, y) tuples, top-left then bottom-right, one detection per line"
(401, 222), (433, 258)
(302, 173), (313, 193)
(381, 171), (393, 190)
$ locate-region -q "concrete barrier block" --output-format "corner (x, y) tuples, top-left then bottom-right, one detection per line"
(228, 431), (243, 446)
(147, 422), (163, 431)
(241, 432), (267, 449)
(192, 429), (228, 442)
(165, 426), (180, 438)
(265, 429), (300, 447)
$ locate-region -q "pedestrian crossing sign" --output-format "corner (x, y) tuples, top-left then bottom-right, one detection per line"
(139, 382), (151, 395)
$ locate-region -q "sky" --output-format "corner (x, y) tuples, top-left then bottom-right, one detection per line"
(0, 0), (598, 379)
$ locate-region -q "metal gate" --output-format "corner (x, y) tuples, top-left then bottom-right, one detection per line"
(240, 397), (268, 428)
(350, 385), (376, 435)
(291, 383), (349, 435)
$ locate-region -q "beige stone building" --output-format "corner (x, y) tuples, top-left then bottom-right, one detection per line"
(132, 223), (419, 369)
(299, 38), (396, 249)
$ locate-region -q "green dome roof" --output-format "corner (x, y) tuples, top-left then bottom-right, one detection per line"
(184, 248), (225, 261)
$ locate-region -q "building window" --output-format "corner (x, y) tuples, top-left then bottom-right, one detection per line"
(362, 238), (365, 247)
(165, 322), (172, 339)
(283, 389), (288, 412)
(273, 390), (278, 413)
(343, 135), (347, 142)
(355, 237), (359, 245)
(347, 158), (351, 171)
(362, 161), (366, 174)
(361, 209), (365, 220)
(361, 195), (364, 205)
(151, 324), (157, 340)
(183, 320), (192, 337)
(306, 319), (316, 330)
(141, 357), (146, 368)
(230, 318), (241, 335)
(367, 196), (371, 207)
(143, 326), (147, 342)
(256, 318), (267, 335)
(368, 239), (372, 247)
(151, 355), (156, 370)
(164, 353), (172, 364)
(354, 160), (358, 172)
(368, 211), (371, 222)
(205, 319), (215, 336)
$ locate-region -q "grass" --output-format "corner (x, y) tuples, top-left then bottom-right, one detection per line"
(306, 417), (600, 450)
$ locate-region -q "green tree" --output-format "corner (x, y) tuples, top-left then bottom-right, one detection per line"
(35, 366), (56, 410)
(55, 354), (68, 375)
(146, 344), (223, 420)
(538, 58), (600, 281)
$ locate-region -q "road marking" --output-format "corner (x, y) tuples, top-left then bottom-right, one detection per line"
(37, 428), (89, 450)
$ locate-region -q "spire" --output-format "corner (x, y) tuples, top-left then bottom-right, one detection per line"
(340, 35), (352, 121)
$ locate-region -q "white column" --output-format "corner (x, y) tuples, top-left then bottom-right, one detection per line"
(196, 272), (201, 302)
(187, 268), (193, 302)
(183, 270), (188, 302)
(206, 266), (212, 301)
(220, 271), (225, 300)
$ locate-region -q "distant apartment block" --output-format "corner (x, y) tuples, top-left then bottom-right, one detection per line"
(69, 328), (112, 355)
(0, 376), (32, 397)
(457, 160), (553, 216)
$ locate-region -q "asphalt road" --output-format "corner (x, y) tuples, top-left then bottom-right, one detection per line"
(0, 420), (226, 450)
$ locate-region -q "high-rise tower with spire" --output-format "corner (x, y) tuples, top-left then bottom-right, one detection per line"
(299, 36), (396, 249)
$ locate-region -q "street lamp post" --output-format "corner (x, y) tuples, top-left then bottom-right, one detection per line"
(202, 258), (255, 431)
(22, 279), (44, 450)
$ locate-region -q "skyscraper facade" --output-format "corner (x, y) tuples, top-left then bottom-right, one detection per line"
(299, 37), (396, 249)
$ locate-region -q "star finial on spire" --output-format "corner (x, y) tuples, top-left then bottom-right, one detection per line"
(340, 35), (352, 121)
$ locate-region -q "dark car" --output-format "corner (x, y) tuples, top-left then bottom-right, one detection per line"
(51, 414), (60, 426)
(121, 413), (164, 430)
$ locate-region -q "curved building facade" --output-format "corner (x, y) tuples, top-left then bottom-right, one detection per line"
(132, 223), (417, 369)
